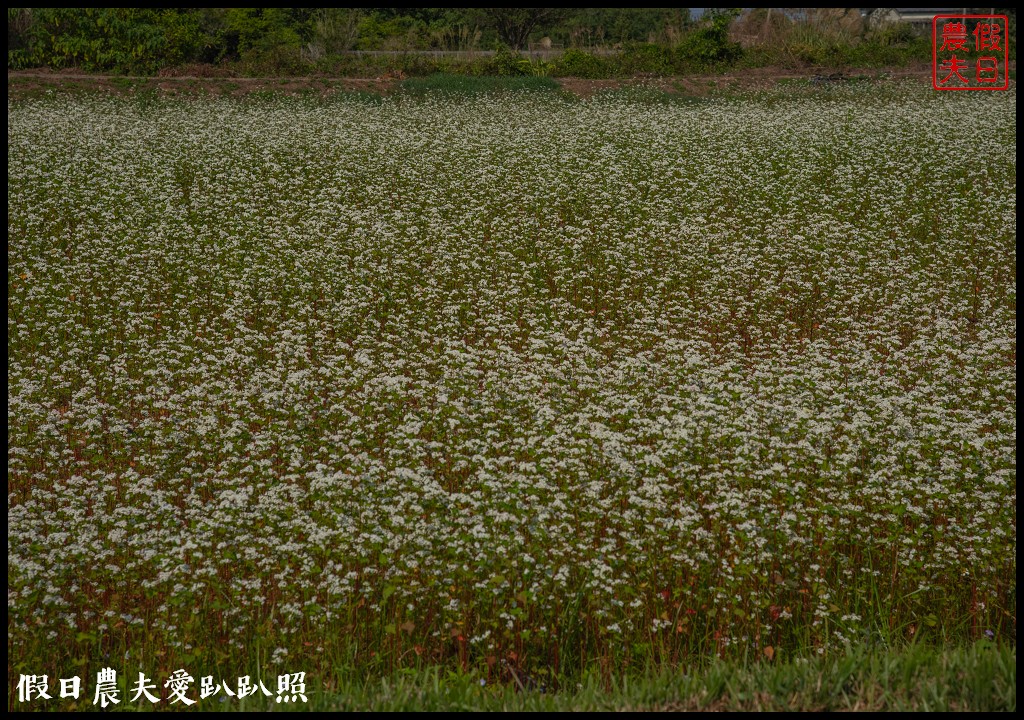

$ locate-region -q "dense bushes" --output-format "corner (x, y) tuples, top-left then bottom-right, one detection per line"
(7, 8), (205, 73)
(551, 48), (611, 78)
(8, 8), (943, 76)
(676, 9), (742, 66)
(7, 8), (319, 72)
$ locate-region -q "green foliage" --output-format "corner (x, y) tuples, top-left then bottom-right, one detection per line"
(308, 9), (361, 57)
(222, 8), (305, 56)
(482, 47), (535, 76)
(210, 643), (1019, 711)
(619, 43), (676, 74)
(871, 21), (916, 46)
(8, 8), (34, 69)
(478, 9), (567, 51)
(400, 73), (559, 95)
(7, 7), (936, 76)
(675, 9), (742, 67)
(355, 11), (427, 51)
(553, 8), (687, 47)
(10, 8), (205, 73)
(552, 48), (610, 78)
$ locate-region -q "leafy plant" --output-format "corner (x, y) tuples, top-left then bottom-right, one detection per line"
(552, 48), (610, 78)
(676, 9), (742, 66)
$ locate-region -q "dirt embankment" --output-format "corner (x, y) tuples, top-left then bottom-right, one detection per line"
(8, 64), (946, 99)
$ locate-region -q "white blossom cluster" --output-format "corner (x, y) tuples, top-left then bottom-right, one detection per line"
(8, 86), (1015, 666)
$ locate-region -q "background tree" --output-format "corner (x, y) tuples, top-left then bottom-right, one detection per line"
(479, 8), (565, 50)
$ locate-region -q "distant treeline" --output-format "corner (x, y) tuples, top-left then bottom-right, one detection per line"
(6, 9), (680, 69)
(8, 8), (1011, 76)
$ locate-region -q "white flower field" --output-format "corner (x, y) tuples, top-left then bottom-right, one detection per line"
(8, 85), (1016, 686)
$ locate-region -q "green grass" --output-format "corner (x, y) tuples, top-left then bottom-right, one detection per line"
(400, 73), (561, 95)
(190, 642), (1014, 712)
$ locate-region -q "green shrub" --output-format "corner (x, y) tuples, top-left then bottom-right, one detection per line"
(355, 12), (429, 50)
(845, 34), (932, 67)
(239, 45), (307, 76)
(675, 10), (742, 67)
(222, 9), (306, 62)
(482, 47), (535, 76)
(13, 8), (207, 73)
(3, 7), (944, 77)
(619, 42), (676, 74)
(552, 48), (610, 78)
(870, 21), (916, 46)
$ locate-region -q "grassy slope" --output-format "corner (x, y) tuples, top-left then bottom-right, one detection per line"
(199, 643), (1014, 712)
